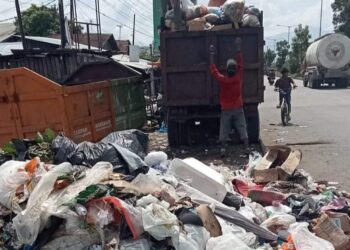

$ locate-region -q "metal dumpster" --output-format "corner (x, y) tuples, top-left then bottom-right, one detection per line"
(110, 76), (147, 131)
(0, 67), (115, 146)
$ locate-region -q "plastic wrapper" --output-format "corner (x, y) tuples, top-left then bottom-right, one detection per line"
(289, 222), (335, 250)
(261, 214), (296, 235)
(184, 5), (208, 20)
(120, 239), (150, 250)
(178, 225), (210, 250)
(142, 203), (180, 245)
(265, 203), (292, 217)
(87, 196), (144, 239)
(245, 151), (262, 177)
(13, 162), (73, 245)
(221, 0), (245, 24)
(206, 234), (253, 250)
(144, 151), (169, 173)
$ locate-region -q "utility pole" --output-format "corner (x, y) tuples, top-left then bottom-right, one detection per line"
(15, 0), (27, 49)
(276, 24), (297, 45)
(319, 0), (323, 37)
(58, 0), (68, 48)
(117, 25), (122, 40)
(132, 14), (135, 45)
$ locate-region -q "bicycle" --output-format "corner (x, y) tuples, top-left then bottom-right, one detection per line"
(275, 87), (296, 126)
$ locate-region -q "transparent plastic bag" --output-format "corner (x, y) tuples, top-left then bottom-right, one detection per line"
(13, 162), (73, 245)
(178, 225), (210, 250)
(261, 214), (296, 235)
(142, 203), (179, 245)
(289, 222), (335, 250)
(206, 234), (253, 250)
(0, 160), (34, 211)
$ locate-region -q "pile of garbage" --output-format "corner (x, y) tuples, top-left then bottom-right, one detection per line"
(0, 130), (350, 249)
(165, 0), (261, 32)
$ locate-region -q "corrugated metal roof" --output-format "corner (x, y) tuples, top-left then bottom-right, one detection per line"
(112, 54), (152, 73)
(0, 23), (16, 42)
(0, 42), (23, 56)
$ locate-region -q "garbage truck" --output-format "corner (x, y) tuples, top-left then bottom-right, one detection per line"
(303, 33), (350, 89)
(158, 2), (264, 146)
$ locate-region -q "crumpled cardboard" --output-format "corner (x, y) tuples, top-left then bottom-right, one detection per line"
(196, 204), (222, 237)
(253, 146), (302, 183)
(313, 213), (350, 250)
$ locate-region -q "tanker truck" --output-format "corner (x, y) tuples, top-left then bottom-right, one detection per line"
(303, 33), (350, 89)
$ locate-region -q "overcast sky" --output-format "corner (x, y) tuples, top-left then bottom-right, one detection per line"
(0, 0), (335, 46)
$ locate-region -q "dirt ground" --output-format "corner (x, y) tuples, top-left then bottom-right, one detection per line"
(148, 132), (261, 170)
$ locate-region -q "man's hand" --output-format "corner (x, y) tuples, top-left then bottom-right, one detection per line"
(235, 37), (242, 52)
(209, 44), (215, 64)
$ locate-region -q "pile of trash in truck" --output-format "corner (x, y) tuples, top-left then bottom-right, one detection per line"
(165, 0), (261, 32)
(0, 128), (350, 250)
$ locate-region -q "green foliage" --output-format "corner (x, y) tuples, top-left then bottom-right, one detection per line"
(332, 0), (350, 37)
(276, 40), (290, 70)
(15, 4), (60, 36)
(289, 25), (311, 74)
(264, 48), (276, 68)
(35, 128), (56, 143)
(2, 142), (16, 156)
(14, 4), (83, 36)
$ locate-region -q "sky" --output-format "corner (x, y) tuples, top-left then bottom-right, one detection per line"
(0, 0), (335, 46)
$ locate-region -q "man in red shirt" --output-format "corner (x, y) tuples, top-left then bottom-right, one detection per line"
(209, 38), (249, 155)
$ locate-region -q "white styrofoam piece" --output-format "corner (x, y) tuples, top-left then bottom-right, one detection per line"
(168, 158), (227, 202)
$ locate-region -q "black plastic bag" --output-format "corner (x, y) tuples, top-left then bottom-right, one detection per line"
(51, 130), (149, 174)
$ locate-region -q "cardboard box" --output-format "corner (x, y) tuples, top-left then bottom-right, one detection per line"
(327, 212), (350, 234)
(313, 213), (350, 250)
(253, 146), (302, 183)
(210, 24), (233, 31)
(187, 20), (206, 31)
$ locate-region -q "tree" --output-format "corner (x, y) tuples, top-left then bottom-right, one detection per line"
(14, 4), (83, 37)
(15, 4), (60, 36)
(332, 0), (350, 37)
(264, 48), (276, 68)
(289, 24), (311, 74)
(276, 40), (289, 70)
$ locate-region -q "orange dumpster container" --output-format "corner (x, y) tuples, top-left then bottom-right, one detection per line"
(0, 67), (115, 146)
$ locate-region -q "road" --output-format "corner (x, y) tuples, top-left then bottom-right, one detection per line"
(259, 78), (350, 190)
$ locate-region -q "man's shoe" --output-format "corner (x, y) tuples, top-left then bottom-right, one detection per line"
(220, 148), (226, 158)
(276, 105), (281, 109)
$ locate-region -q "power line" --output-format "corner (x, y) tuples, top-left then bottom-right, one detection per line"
(0, 17), (15, 22)
(101, 0), (153, 30)
(77, 0), (153, 39)
(118, 0), (153, 22)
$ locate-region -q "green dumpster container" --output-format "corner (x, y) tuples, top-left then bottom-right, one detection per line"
(110, 76), (147, 131)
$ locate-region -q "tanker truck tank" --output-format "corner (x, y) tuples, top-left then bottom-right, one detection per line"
(303, 33), (350, 89)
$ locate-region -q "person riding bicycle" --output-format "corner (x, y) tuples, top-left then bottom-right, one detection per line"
(275, 68), (297, 118)
(209, 38), (249, 155)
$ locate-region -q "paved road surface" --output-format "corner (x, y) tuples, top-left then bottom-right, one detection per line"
(260, 78), (350, 190)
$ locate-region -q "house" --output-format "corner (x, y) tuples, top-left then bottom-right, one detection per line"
(116, 40), (131, 54)
(50, 33), (119, 51)
(0, 23), (16, 42)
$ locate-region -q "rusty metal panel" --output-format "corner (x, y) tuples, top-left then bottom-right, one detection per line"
(161, 28), (264, 107)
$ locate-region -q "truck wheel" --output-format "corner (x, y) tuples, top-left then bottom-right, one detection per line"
(311, 79), (320, 89)
(303, 80), (308, 87)
(336, 79), (348, 88)
(246, 113), (260, 143)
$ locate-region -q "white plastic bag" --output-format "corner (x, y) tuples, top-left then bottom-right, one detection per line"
(178, 225), (210, 250)
(13, 162), (73, 245)
(206, 234), (253, 250)
(261, 214), (296, 234)
(265, 204), (292, 217)
(0, 160), (32, 211)
(289, 222), (335, 250)
(221, 0), (245, 23)
(144, 151), (168, 171)
(142, 203), (179, 245)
